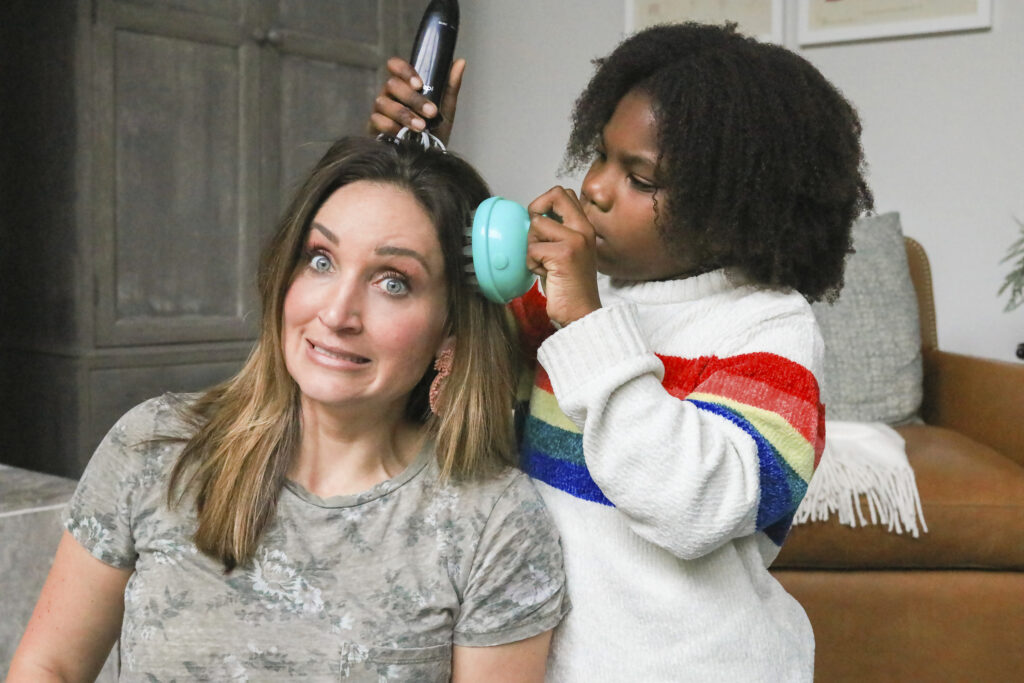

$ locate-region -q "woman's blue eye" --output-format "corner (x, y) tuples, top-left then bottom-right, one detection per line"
(382, 277), (409, 296)
(310, 254), (331, 273)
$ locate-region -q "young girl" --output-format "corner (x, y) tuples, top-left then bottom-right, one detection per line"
(372, 22), (871, 681)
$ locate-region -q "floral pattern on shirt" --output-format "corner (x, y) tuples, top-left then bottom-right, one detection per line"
(65, 394), (569, 681)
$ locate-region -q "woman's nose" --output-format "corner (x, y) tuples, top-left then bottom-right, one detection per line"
(317, 281), (363, 333)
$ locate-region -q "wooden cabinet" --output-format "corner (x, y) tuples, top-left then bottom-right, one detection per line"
(0, 0), (429, 477)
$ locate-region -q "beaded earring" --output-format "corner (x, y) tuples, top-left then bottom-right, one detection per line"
(428, 346), (455, 415)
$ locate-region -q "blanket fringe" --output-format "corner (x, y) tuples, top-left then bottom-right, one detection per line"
(793, 444), (928, 538)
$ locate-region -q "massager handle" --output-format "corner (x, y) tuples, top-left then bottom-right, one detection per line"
(409, 0), (459, 126)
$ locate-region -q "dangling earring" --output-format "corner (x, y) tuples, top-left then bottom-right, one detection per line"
(429, 346), (455, 415)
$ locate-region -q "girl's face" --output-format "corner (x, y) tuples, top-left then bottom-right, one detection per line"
(282, 181), (450, 417)
(580, 89), (698, 281)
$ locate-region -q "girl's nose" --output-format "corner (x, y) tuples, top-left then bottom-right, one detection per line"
(318, 282), (363, 333)
(581, 163), (611, 212)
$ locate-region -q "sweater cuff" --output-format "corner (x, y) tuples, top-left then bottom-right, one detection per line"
(537, 304), (663, 394)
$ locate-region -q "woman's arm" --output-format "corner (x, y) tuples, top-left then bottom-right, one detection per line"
(6, 531), (132, 683)
(452, 631), (553, 683)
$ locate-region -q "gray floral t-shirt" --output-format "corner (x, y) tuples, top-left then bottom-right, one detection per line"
(65, 395), (568, 682)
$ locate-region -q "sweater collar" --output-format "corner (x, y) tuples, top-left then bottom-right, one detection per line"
(602, 268), (746, 304)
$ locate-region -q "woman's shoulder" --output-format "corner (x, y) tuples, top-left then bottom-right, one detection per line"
(448, 466), (543, 509)
(113, 392), (197, 434)
(423, 464), (554, 536)
(88, 393), (199, 477)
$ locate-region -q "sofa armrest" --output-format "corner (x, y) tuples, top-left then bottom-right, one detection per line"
(921, 348), (1024, 467)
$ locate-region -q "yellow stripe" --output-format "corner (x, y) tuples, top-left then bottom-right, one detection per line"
(530, 387), (582, 434)
(690, 392), (814, 482)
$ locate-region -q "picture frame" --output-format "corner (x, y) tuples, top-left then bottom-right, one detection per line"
(625, 0), (785, 44)
(797, 0), (993, 46)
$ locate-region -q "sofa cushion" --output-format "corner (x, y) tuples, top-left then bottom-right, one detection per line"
(771, 570), (1024, 683)
(774, 425), (1024, 569)
(812, 212), (923, 424)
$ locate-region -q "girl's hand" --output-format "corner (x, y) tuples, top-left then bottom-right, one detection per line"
(368, 56), (466, 146)
(527, 187), (602, 327)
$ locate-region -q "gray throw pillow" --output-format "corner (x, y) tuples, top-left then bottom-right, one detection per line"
(812, 212), (923, 424)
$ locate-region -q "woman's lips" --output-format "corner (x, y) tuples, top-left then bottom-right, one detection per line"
(306, 339), (370, 365)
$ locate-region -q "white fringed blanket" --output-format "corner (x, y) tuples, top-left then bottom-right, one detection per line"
(793, 421), (928, 537)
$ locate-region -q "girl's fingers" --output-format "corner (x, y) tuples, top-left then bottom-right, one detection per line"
(369, 56), (447, 136)
(368, 111), (403, 137)
(528, 187), (591, 239)
(383, 73), (438, 117)
(385, 56), (422, 90)
(371, 90), (426, 133)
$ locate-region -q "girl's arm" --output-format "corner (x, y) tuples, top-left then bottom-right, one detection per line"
(525, 187), (821, 559)
(6, 531), (131, 683)
(539, 304), (822, 560)
(452, 631), (553, 683)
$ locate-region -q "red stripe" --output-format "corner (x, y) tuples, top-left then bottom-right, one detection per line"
(694, 373), (818, 444)
(535, 364), (554, 394)
(659, 352), (819, 406)
(509, 282), (555, 358)
(533, 350), (822, 450)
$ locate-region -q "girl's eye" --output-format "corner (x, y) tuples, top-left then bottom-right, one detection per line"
(380, 275), (409, 296)
(629, 176), (658, 193)
(309, 253), (332, 273)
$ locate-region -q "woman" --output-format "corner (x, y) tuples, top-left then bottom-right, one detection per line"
(7, 136), (568, 682)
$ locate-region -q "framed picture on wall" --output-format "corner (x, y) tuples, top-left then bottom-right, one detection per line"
(797, 0), (993, 46)
(626, 0), (785, 44)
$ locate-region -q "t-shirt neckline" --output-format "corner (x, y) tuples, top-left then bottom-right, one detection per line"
(282, 438), (433, 509)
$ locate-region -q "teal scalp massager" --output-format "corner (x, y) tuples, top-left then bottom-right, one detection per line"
(467, 197), (537, 304)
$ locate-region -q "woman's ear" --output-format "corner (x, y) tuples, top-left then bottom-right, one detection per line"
(435, 335), (456, 360)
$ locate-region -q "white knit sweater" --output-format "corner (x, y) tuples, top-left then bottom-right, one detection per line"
(511, 269), (824, 682)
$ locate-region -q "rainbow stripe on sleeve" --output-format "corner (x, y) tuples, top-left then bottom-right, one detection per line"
(519, 352), (824, 546)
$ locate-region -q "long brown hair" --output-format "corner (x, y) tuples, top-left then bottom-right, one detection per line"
(168, 136), (518, 570)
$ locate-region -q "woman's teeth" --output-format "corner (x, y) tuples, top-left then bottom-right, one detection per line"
(312, 344), (369, 363)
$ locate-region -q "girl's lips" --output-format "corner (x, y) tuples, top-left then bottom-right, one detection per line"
(306, 339), (370, 365)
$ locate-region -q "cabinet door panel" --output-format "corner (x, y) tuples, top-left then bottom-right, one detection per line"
(114, 31), (240, 320)
(116, 0), (244, 22)
(277, 56), (379, 206)
(277, 0), (379, 45)
(94, 23), (260, 346)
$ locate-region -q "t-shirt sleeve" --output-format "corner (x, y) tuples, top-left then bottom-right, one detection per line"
(453, 472), (569, 647)
(62, 396), (168, 569)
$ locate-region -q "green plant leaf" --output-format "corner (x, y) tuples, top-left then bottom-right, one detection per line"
(1000, 219), (1024, 312)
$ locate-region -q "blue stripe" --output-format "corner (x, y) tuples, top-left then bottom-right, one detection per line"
(522, 415), (586, 466)
(520, 448), (614, 506)
(689, 399), (804, 540)
(763, 511), (796, 546)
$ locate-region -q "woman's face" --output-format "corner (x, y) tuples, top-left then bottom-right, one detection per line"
(282, 180), (450, 416)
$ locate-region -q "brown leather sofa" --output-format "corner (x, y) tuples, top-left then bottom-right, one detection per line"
(771, 238), (1024, 682)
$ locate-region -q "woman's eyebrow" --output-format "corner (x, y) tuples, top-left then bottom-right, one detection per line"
(376, 245), (432, 273)
(311, 222), (339, 244)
